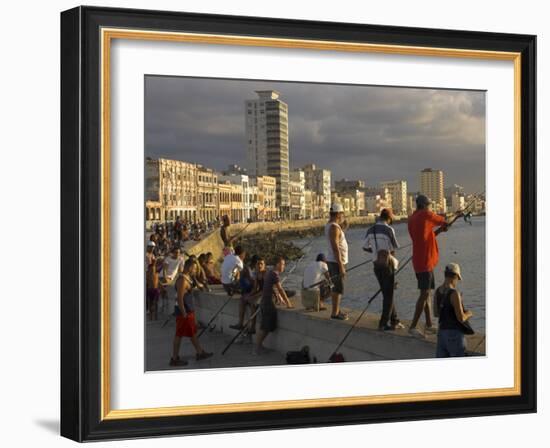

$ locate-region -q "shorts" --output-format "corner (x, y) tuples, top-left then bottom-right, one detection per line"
(416, 271), (435, 290)
(175, 312), (197, 337)
(327, 262), (345, 294)
(146, 288), (160, 310)
(241, 292), (260, 306)
(260, 303), (277, 333)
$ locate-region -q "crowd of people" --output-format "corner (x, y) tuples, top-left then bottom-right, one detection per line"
(146, 194), (476, 367)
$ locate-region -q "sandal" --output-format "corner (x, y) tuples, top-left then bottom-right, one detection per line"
(331, 312), (349, 321)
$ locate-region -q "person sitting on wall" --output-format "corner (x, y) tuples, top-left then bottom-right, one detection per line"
(301, 253), (331, 311)
(203, 252), (221, 285)
(221, 245), (246, 296)
(220, 215), (235, 256)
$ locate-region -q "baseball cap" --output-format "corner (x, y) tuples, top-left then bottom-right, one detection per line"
(416, 194), (432, 208)
(445, 262), (462, 280)
(330, 203), (344, 213)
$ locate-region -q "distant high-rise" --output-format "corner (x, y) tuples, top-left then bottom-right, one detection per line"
(380, 180), (408, 216)
(420, 168), (445, 213)
(444, 184), (464, 205)
(245, 90), (290, 216)
(302, 164), (331, 218)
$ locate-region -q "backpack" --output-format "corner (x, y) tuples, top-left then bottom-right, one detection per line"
(286, 346), (311, 364)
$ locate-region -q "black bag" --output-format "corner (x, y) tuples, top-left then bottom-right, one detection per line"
(286, 346), (311, 364)
(373, 226), (391, 269)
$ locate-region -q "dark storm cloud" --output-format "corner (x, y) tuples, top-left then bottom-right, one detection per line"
(145, 76), (485, 192)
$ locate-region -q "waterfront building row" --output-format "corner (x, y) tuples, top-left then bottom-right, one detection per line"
(145, 158), (278, 225)
(145, 158), (334, 225)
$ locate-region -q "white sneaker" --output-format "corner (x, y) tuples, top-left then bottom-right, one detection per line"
(408, 328), (425, 338)
(424, 326), (437, 335)
(392, 322), (405, 330)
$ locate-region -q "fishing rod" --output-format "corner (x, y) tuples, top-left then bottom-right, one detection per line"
(327, 194), (485, 361)
(221, 249), (309, 355)
(304, 242), (413, 290)
(327, 251), (414, 362)
(198, 237), (316, 337)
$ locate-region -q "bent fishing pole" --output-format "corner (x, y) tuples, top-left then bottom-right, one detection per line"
(327, 251), (414, 362)
(327, 195), (484, 361)
(199, 237), (316, 338)
(304, 242), (413, 290)
(221, 250), (309, 355)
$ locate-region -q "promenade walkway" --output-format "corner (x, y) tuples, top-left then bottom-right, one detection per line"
(145, 285), (485, 371)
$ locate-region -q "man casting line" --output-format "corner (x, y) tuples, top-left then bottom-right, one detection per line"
(407, 194), (451, 337)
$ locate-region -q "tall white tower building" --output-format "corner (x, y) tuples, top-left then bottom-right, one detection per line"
(245, 90), (290, 217)
(420, 168), (445, 213)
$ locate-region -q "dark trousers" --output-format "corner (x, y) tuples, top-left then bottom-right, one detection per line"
(374, 264), (398, 328)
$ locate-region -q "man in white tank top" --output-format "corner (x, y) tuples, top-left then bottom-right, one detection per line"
(325, 203), (349, 320)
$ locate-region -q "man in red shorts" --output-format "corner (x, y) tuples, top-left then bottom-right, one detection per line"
(169, 259), (213, 366)
(407, 194), (451, 337)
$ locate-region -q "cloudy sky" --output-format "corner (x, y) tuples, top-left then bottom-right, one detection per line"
(145, 76), (485, 193)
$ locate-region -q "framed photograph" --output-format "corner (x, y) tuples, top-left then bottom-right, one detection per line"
(60, 6), (536, 441)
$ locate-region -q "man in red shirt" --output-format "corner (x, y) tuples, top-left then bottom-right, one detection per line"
(407, 195), (450, 337)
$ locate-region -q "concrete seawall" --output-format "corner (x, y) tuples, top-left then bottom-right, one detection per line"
(194, 286), (485, 363)
(183, 216), (381, 262)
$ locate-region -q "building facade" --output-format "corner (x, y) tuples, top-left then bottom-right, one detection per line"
(289, 169), (306, 219)
(444, 183), (464, 206)
(380, 180), (408, 216)
(451, 192), (465, 213)
(420, 168), (445, 213)
(365, 193), (391, 214)
(303, 163), (331, 218)
(145, 158), (198, 223)
(218, 181), (232, 221)
(406, 192), (418, 215)
(245, 90), (290, 217)
(196, 165), (218, 223)
(256, 175), (277, 220)
(219, 173), (250, 223)
(334, 178), (366, 216)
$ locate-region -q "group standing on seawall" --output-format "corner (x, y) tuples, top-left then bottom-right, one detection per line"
(145, 193), (477, 366)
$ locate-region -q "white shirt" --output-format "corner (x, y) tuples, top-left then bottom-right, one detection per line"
(325, 222), (349, 265)
(302, 261), (329, 289)
(163, 255), (184, 283)
(221, 254), (244, 284)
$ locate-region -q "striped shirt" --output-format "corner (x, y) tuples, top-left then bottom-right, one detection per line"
(363, 221), (399, 262)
